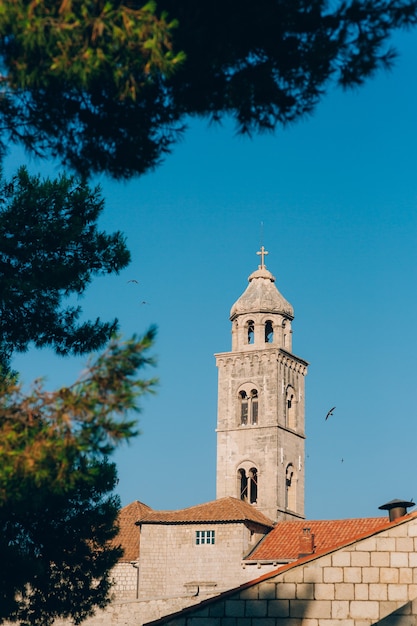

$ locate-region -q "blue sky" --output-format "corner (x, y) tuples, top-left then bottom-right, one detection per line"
(8, 29), (417, 521)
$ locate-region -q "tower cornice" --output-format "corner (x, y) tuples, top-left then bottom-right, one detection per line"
(215, 348), (308, 376)
(277, 349), (309, 371)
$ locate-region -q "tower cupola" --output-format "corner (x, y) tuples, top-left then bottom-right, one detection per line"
(230, 247), (294, 352)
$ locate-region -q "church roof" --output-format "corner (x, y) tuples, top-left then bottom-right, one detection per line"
(230, 264), (294, 320)
(246, 516), (389, 561)
(137, 497), (274, 528)
(113, 500), (153, 562)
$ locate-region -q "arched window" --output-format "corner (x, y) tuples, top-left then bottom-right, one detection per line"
(238, 466), (258, 504)
(238, 385), (259, 425)
(238, 468), (248, 501)
(286, 463), (296, 511)
(251, 389), (258, 424)
(239, 391), (248, 425)
(248, 467), (258, 503)
(246, 320), (255, 344)
(286, 386), (296, 430)
(282, 320), (287, 348)
(265, 320), (274, 343)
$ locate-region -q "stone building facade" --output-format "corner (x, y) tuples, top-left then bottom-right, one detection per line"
(147, 511), (417, 626)
(136, 497), (274, 601)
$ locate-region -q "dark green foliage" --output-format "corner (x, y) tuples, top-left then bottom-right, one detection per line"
(0, 166), (130, 373)
(165, 0), (417, 128)
(0, 461), (122, 626)
(0, 330), (157, 625)
(0, 0), (184, 179)
(0, 0), (416, 178)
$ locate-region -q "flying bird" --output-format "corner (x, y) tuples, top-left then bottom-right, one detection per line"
(127, 279), (139, 284)
(325, 406), (336, 420)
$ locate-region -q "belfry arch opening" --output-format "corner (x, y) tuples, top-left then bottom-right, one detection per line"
(265, 320), (274, 343)
(282, 320), (287, 348)
(246, 320), (255, 345)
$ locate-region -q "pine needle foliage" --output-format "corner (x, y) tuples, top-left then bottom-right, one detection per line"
(0, 165), (131, 373)
(0, 1), (416, 178)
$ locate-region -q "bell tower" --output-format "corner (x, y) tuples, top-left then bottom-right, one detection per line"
(215, 248), (308, 522)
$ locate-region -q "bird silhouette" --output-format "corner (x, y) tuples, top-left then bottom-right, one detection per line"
(127, 279), (139, 284)
(325, 406), (336, 420)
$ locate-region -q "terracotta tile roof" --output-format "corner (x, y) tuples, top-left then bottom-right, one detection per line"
(113, 500), (153, 562)
(138, 497), (274, 528)
(246, 516), (390, 561)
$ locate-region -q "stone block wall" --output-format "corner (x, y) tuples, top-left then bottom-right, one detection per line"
(138, 522), (255, 600)
(54, 596), (214, 626)
(216, 349), (307, 522)
(111, 562), (138, 599)
(150, 514), (417, 625)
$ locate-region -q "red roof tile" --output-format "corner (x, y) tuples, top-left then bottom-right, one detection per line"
(113, 500), (153, 562)
(139, 497), (274, 528)
(247, 517), (390, 561)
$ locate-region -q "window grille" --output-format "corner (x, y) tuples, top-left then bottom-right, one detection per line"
(195, 530), (215, 545)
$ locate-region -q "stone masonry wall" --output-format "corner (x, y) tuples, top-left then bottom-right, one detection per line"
(150, 514), (417, 625)
(111, 562), (138, 599)
(53, 596), (215, 626)
(138, 522), (257, 600)
(216, 349), (307, 522)
(51, 521), (272, 626)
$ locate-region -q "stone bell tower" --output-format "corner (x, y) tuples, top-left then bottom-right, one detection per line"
(215, 248), (308, 522)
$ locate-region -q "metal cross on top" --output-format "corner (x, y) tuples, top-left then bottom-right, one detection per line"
(256, 245), (268, 268)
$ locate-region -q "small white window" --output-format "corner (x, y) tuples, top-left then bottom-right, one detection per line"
(195, 530), (215, 545)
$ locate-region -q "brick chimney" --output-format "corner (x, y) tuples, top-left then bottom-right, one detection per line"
(298, 527), (315, 558)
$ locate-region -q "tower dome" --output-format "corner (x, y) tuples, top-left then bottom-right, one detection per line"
(229, 247), (294, 353)
(230, 248), (294, 320)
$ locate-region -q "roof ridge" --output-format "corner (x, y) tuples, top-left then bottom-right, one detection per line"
(138, 496), (273, 526)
